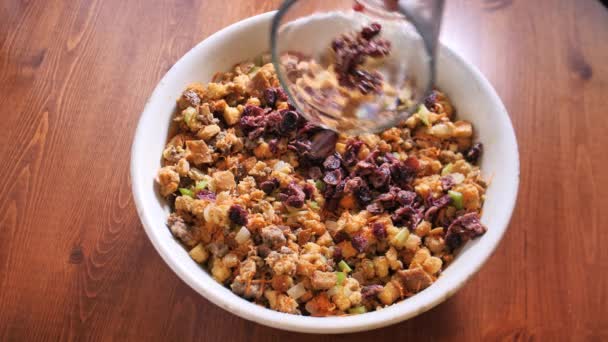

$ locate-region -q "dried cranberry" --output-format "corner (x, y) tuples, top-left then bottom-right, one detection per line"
(344, 176), (363, 193)
(445, 234), (462, 251)
(465, 143), (483, 164)
(371, 222), (387, 239)
(196, 190), (216, 201)
(228, 204), (248, 226)
(288, 138), (312, 154)
(302, 183), (315, 200)
(286, 197), (304, 208)
(333, 246), (343, 261)
(424, 195), (452, 221)
(279, 110), (299, 133)
(353, 1), (365, 12)
(351, 235), (368, 253)
(392, 206), (423, 228)
(323, 169), (343, 186)
(343, 140), (364, 166)
(364, 149), (382, 164)
(308, 166), (322, 180)
(363, 39), (391, 58)
(334, 231), (349, 244)
(396, 190), (417, 206)
(325, 198), (339, 212)
(265, 111), (283, 131)
(331, 23), (390, 94)
(310, 130), (338, 159)
(353, 69), (383, 94)
(247, 127), (265, 140)
(354, 183), (373, 206)
(243, 105), (263, 117)
(376, 192), (397, 210)
(391, 157), (419, 187)
(276, 87), (288, 101)
(260, 178), (279, 194)
(383, 152), (399, 164)
(355, 160), (376, 176)
(268, 138), (280, 154)
(361, 284), (383, 298)
(239, 115), (263, 131)
(441, 175), (455, 191)
(257, 245), (271, 258)
(264, 88), (278, 107)
(323, 154), (342, 170)
(366, 202), (383, 214)
(424, 91), (437, 109)
(369, 164), (391, 188)
(361, 23), (382, 40)
(445, 212), (487, 250)
(285, 182), (305, 208)
(333, 182), (346, 199)
(182, 90), (201, 107)
(298, 122), (323, 135)
(343, 177), (372, 206)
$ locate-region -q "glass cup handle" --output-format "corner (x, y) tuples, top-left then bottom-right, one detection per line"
(397, 0), (445, 64)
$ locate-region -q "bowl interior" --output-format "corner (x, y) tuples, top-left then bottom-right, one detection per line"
(131, 11), (519, 334)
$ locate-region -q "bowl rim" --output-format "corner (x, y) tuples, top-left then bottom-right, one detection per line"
(130, 11), (519, 334)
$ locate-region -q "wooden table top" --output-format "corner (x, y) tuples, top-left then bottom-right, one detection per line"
(1, 0), (607, 340)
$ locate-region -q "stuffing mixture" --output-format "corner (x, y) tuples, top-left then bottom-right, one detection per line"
(156, 27), (487, 316)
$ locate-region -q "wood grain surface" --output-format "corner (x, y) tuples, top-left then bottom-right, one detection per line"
(1, 0), (607, 340)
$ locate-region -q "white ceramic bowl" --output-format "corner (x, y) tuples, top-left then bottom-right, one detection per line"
(131, 11), (519, 334)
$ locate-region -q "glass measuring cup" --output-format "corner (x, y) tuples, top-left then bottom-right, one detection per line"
(271, 0), (444, 134)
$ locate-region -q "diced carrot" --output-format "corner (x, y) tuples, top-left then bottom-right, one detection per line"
(339, 193), (357, 209)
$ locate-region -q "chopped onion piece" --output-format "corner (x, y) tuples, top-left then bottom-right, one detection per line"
(234, 227), (251, 244)
(287, 282), (307, 299)
(327, 285), (341, 297)
(273, 160), (291, 173)
(451, 172), (465, 184)
(325, 220), (338, 233)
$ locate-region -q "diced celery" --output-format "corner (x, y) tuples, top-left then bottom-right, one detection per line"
(417, 104), (431, 127)
(338, 260), (352, 273)
(194, 180), (208, 191)
(327, 285), (341, 297)
(336, 272), (346, 286)
(448, 190), (464, 210)
(315, 180), (326, 192)
(348, 306), (367, 315)
(248, 66), (260, 75)
(309, 201), (320, 210)
(179, 188), (194, 198)
(441, 163), (453, 176)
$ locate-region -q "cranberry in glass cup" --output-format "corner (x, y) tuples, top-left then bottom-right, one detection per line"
(271, 0), (444, 134)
